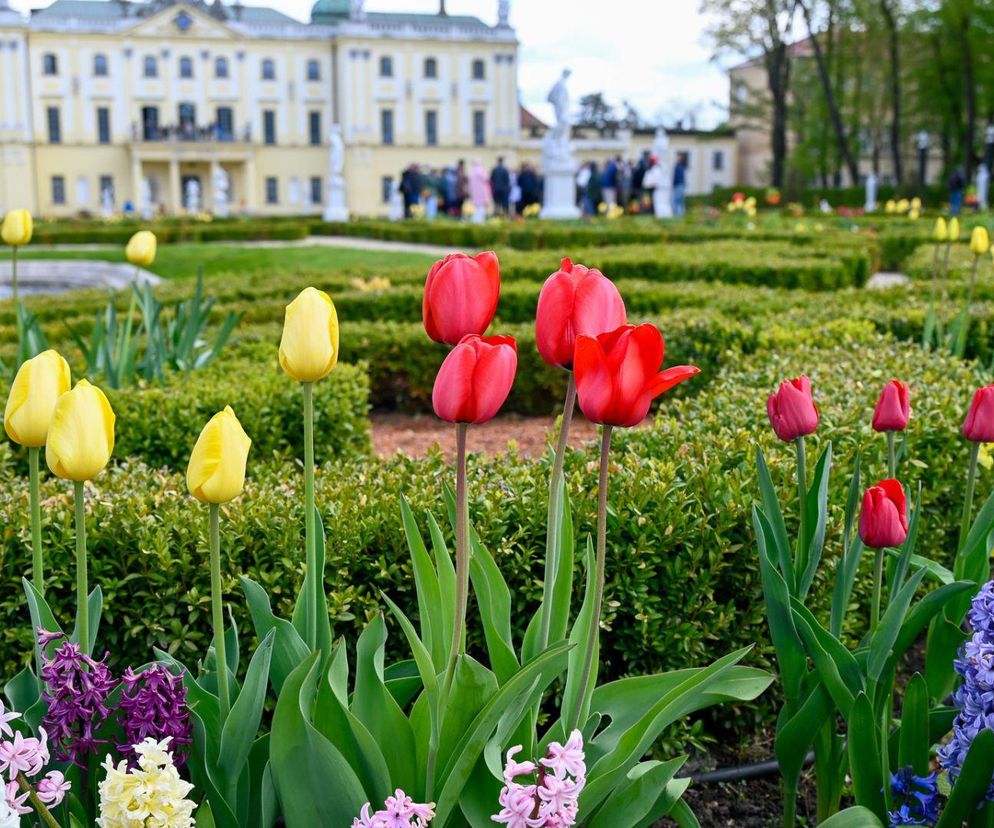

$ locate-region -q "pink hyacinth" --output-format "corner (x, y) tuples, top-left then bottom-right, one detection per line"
(352, 789), (436, 827)
(0, 729), (49, 782)
(36, 770), (70, 806)
(492, 730), (586, 828)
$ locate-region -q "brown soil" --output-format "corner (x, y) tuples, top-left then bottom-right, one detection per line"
(370, 411), (601, 459)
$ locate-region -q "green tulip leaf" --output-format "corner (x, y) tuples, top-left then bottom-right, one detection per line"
(586, 757), (687, 828)
(936, 730), (994, 828)
(847, 692), (885, 820)
(818, 806), (884, 827)
(239, 576), (309, 695)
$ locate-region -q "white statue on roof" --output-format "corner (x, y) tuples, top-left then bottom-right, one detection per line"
(497, 0), (510, 27)
(351, 0), (365, 20)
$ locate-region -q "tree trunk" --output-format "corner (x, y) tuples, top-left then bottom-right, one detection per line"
(879, 0), (903, 184)
(797, 0), (860, 184)
(961, 13), (977, 178)
(766, 42), (790, 189)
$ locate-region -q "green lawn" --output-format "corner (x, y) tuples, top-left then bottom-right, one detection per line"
(15, 243), (437, 281)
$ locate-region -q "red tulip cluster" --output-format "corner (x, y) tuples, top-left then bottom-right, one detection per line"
(424, 252), (699, 428)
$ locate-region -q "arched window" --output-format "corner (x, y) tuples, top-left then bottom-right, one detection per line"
(471, 59), (485, 80)
(179, 56), (194, 79)
(261, 58), (276, 81)
(214, 56), (229, 79)
(143, 55), (158, 78)
(306, 59), (320, 81)
(93, 53), (108, 77)
(379, 55), (393, 78)
(423, 57), (437, 79)
(43, 53), (58, 75)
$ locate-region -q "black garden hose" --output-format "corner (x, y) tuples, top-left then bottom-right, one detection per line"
(687, 751), (816, 784)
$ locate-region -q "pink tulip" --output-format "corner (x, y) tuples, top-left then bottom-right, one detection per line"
(767, 376), (819, 442)
(432, 334), (517, 424)
(422, 252), (501, 345)
(872, 380), (910, 432)
(963, 385), (994, 443)
(859, 479), (908, 548)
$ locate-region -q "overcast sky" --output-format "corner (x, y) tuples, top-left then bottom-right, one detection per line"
(8, 0), (734, 129)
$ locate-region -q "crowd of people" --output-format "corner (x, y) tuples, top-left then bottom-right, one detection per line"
(394, 151), (690, 221)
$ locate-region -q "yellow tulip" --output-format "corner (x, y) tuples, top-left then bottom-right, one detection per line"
(125, 230), (157, 267)
(3, 350), (71, 447)
(911, 197), (922, 210)
(896, 198), (910, 213)
(934, 217), (948, 242)
(971, 226), (991, 256)
(46, 379), (115, 481)
(949, 217), (961, 241)
(187, 406), (251, 504)
(885, 200), (896, 214)
(278, 287), (339, 383)
(908, 208), (920, 221)
(1, 209), (32, 247)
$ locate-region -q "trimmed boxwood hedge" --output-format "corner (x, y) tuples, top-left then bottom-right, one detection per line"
(0, 335), (981, 741)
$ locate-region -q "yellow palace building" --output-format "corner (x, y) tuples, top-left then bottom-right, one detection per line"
(0, 0), (520, 217)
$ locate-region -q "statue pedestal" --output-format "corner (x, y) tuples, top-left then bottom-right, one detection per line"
(324, 175), (349, 221)
(654, 181), (672, 219)
(540, 151), (580, 220)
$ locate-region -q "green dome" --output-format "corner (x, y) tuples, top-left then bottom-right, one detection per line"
(311, 0), (349, 23)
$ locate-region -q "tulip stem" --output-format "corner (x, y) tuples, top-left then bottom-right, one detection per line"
(29, 447), (43, 596)
(73, 481), (89, 656)
(17, 772), (61, 828)
(959, 442), (981, 553)
(871, 546), (884, 633)
(11, 244), (18, 308)
(302, 381), (318, 651)
(209, 503), (230, 722)
(441, 423), (470, 706)
(887, 431), (896, 479)
(795, 436), (808, 577)
(538, 373), (576, 651)
(568, 425), (613, 734)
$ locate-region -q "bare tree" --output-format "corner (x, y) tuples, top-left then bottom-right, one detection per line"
(878, 0), (904, 183)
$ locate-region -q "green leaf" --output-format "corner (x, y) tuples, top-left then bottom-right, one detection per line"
(775, 681), (834, 795)
(467, 532), (519, 684)
(436, 656), (498, 787)
(848, 692), (886, 820)
(790, 598), (864, 713)
(401, 496), (446, 670)
(239, 576), (309, 695)
(756, 446), (794, 588)
(888, 484), (921, 596)
(898, 673), (929, 776)
(936, 730), (994, 828)
(831, 538), (866, 638)
(586, 757), (687, 828)
(561, 537), (598, 733)
(667, 798), (702, 828)
(818, 806), (884, 827)
(799, 442), (832, 598)
(5, 666), (40, 715)
(195, 801), (216, 828)
(867, 569), (925, 684)
(926, 610), (969, 702)
(893, 580), (976, 659)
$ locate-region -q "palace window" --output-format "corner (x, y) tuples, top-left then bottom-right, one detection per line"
(46, 106), (61, 143)
(97, 107), (111, 144)
(51, 176), (66, 205)
(424, 57), (437, 79)
(99, 175), (114, 203)
(142, 106), (159, 140)
(143, 55), (158, 78)
(379, 56), (393, 78)
(380, 109), (394, 145)
(43, 53), (57, 75)
(265, 177), (278, 205)
(93, 54), (108, 77)
(261, 58), (276, 81)
(263, 110), (277, 145)
(215, 56), (229, 79)
(310, 176), (322, 205)
(712, 150), (725, 171)
(307, 59), (321, 82)
(472, 59), (485, 80)
(473, 109), (485, 146)
(178, 102), (196, 132)
(381, 176), (393, 204)
(425, 110), (438, 146)
(216, 106), (233, 140)
(309, 111), (322, 146)
(179, 56), (194, 79)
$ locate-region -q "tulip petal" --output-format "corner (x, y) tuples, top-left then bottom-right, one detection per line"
(646, 365), (701, 398)
(469, 340), (517, 423)
(432, 342), (478, 423)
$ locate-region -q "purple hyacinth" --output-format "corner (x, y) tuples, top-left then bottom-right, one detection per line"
(116, 665), (191, 767)
(939, 580), (994, 801)
(888, 766), (940, 826)
(38, 630), (116, 767)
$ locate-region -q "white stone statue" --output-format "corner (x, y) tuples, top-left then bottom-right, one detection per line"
(651, 127), (672, 219)
(101, 186), (114, 218)
(864, 171), (878, 212)
(351, 0), (365, 20)
(185, 178), (201, 213)
(978, 165), (990, 212)
(540, 68), (580, 220)
(288, 176), (301, 206)
(141, 177), (154, 220)
(387, 179), (404, 221)
(497, 0), (510, 27)
(324, 124), (349, 221)
(212, 166), (229, 218)
(75, 176), (90, 209)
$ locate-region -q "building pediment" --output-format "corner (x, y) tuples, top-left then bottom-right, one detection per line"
(124, 2), (241, 40)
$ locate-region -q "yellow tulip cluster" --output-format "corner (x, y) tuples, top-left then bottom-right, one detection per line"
(727, 196), (758, 218)
(522, 203), (542, 219)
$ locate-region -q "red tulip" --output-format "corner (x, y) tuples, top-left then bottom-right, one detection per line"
(422, 251), (501, 345)
(963, 385), (994, 443)
(859, 479), (908, 548)
(432, 334), (517, 424)
(573, 323), (699, 428)
(535, 258), (627, 370)
(767, 376), (819, 442)
(872, 380), (910, 432)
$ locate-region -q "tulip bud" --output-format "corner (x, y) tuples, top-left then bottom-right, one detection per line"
(949, 217), (960, 241)
(970, 226), (990, 256)
(859, 479), (908, 548)
(46, 379), (115, 481)
(125, 231), (157, 267)
(872, 380), (910, 433)
(911, 197), (922, 211)
(279, 287), (339, 383)
(3, 350), (71, 447)
(535, 258), (627, 370)
(963, 385), (994, 443)
(187, 406), (251, 504)
(574, 323), (699, 428)
(885, 200), (896, 214)
(934, 218), (948, 242)
(422, 252), (500, 345)
(767, 376), (819, 442)
(1, 209), (32, 247)
(432, 334), (517, 424)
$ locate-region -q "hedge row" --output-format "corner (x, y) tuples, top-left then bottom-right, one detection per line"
(0, 336), (981, 739)
(28, 218), (311, 245)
